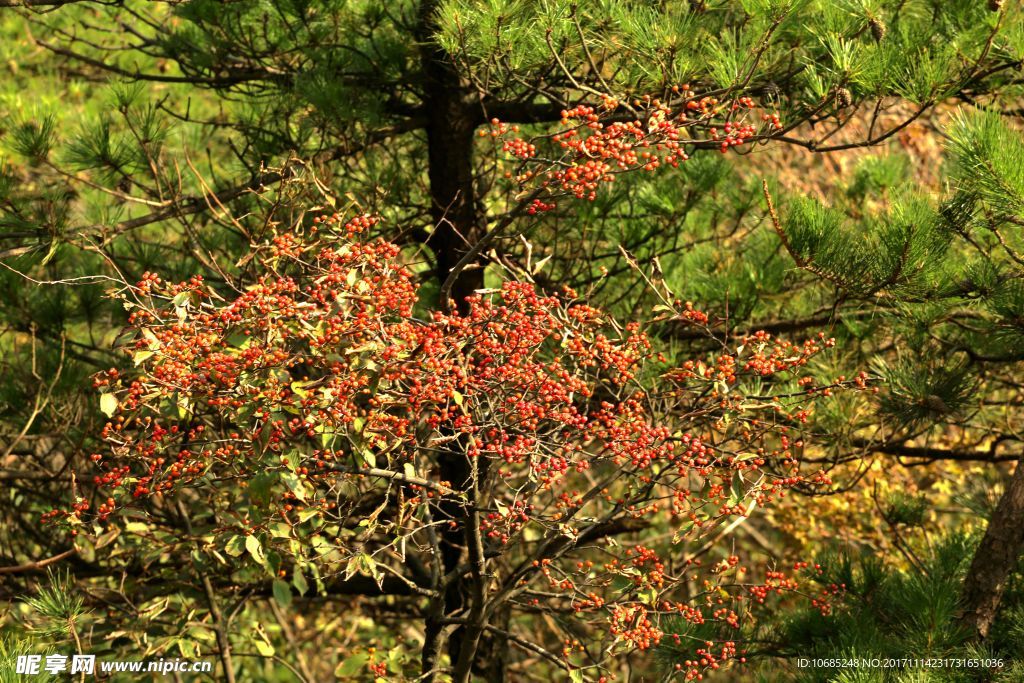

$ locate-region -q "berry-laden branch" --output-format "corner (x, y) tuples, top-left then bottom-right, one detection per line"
(436, 90), (783, 311)
(485, 91), (782, 209)
(51, 210), (869, 681)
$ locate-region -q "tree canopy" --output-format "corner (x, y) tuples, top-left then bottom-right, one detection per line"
(3, 1), (1024, 681)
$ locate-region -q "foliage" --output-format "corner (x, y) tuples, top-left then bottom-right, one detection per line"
(2, 0), (1024, 680)
(762, 533), (1024, 682)
(52, 210), (868, 681)
(771, 111), (1024, 457)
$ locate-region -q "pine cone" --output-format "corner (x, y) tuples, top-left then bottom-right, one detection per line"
(922, 394), (950, 414)
(869, 17), (887, 43)
(988, 0), (1004, 11)
(834, 86), (853, 109)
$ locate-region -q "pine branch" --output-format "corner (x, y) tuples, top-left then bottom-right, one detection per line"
(0, 547), (77, 575)
(96, 121), (425, 238)
(0, 0), (113, 6)
(773, 102), (932, 154)
(664, 309), (882, 341)
(847, 437), (1021, 464)
(481, 99), (566, 124)
(38, 39), (288, 86)
(762, 180), (857, 289)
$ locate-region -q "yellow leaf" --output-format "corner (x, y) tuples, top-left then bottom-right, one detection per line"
(100, 393), (118, 417)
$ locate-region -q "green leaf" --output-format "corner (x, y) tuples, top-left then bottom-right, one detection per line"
(245, 535), (265, 564)
(727, 471), (745, 508)
(248, 472), (277, 505)
(224, 535), (246, 557)
(298, 507), (320, 523)
(252, 633), (275, 657)
(176, 638), (199, 659)
(358, 449), (377, 469)
(281, 472), (307, 501)
(99, 393), (118, 417)
(132, 350), (155, 366)
(319, 426), (337, 449)
(291, 381), (312, 399)
(141, 328), (160, 349)
(312, 536), (333, 556)
(272, 579), (292, 608)
(344, 555), (361, 580)
(386, 647), (403, 673)
(360, 553), (380, 580)
(334, 653), (368, 678)
(672, 518), (696, 544)
(268, 522), (292, 538)
(176, 393), (192, 419)
(292, 568), (309, 596)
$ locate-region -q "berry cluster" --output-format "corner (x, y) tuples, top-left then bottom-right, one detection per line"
(63, 213), (864, 681)
(487, 90), (782, 206)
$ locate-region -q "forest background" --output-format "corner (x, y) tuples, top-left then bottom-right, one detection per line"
(2, 1), (1024, 681)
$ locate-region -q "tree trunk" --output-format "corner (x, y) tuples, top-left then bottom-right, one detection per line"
(959, 456), (1024, 639)
(417, 0), (484, 313)
(475, 604), (511, 681)
(416, 2), (497, 680)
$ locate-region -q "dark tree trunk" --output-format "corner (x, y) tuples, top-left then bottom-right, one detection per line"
(417, 2), (484, 313)
(959, 456), (1024, 639)
(474, 603), (511, 681)
(415, 2), (502, 681)
(424, 99), (484, 312)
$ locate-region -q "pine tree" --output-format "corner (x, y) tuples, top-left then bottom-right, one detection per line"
(761, 533), (1024, 682)
(768, 110), (1024, 644)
